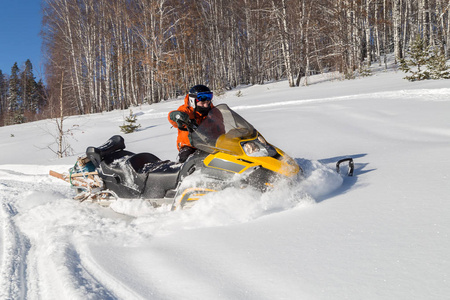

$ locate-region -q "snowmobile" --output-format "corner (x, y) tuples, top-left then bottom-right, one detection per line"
(50, 104), (353, 210)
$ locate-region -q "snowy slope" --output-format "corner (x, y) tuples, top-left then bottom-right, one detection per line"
(1, 67), (450, 300)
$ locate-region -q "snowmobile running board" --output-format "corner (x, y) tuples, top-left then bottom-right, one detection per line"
(336, 158), (354, 176)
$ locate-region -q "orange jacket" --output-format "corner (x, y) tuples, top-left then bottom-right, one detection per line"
(168, 94), (212, 150)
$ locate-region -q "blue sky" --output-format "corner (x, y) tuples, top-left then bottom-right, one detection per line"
(0, 0), (43, 78)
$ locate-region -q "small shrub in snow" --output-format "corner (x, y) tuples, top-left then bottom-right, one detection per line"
(120, 110), (141, 134)
(359, 66), (372, 77)
(344, 71), (356, 80)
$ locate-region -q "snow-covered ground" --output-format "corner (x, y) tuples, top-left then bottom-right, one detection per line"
(1, 65), (449, 299)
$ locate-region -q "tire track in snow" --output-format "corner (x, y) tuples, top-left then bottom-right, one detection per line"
(0, 182), (30, 300)
(0, 168), (124, 299)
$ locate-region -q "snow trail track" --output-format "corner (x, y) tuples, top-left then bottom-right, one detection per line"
(1, 185), (30, 300)
(0, 169), (138, 299)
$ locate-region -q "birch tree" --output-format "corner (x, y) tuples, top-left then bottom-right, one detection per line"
(393, 0), (403, 62)
(272, 0), (295, 87)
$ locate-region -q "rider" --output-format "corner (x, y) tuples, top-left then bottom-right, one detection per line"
(168, 84), (214, 162)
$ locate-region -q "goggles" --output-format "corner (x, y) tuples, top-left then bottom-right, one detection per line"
(195, 92), (213, 102)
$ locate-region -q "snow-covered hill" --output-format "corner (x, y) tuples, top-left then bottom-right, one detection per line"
(1, 67), (449, 299)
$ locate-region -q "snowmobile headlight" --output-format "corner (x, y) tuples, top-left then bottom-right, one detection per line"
(242, 139), (277, 157)
(243, 141), (261, 155)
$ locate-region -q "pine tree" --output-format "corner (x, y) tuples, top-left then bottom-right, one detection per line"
(0, 70), (8, 124)
(21, 59), (37, 112)
(400, 36), (431, 81)
(120, 110), (141, 134)
(7, 63), (24, 124)
(427, 48), (450, 79)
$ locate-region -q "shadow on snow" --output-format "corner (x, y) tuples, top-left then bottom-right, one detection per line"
(295, 153), (374, 203)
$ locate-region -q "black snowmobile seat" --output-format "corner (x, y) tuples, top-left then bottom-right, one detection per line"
(128, 152), (161, 173)
(86, 135), (126, 167)
(96, 152), (154, 198)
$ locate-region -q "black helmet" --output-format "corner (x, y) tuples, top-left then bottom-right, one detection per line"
(188, 85), (212, 108)
(189, 84), (211, 97)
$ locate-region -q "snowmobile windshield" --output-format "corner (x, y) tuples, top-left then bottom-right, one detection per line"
(190, 104), (257, 154)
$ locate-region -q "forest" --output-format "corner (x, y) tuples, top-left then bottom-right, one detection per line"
(1, 0), (449, 126)
(0, 61), (47, 126)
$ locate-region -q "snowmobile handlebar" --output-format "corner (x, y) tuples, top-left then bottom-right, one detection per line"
(176, 118), (197, 133)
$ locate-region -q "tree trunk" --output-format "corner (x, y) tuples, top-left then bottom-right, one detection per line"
(365, 0), (372, 67)
(393, 0), (403, 62)
(272, 0), (295, 87)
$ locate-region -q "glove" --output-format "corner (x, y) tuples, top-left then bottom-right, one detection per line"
(170, 111), (190, 128)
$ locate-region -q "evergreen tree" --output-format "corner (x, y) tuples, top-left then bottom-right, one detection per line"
(120, 110), (141, 134)
(0, 70), (8, 123)
(427, 48), (450, 79)
(21, 59), (37, 112)
(400, 36), (431, 81)
(7, 63), (24, 124)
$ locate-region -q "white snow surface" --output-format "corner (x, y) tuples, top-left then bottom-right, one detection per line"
(1, 66), (449, 299)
